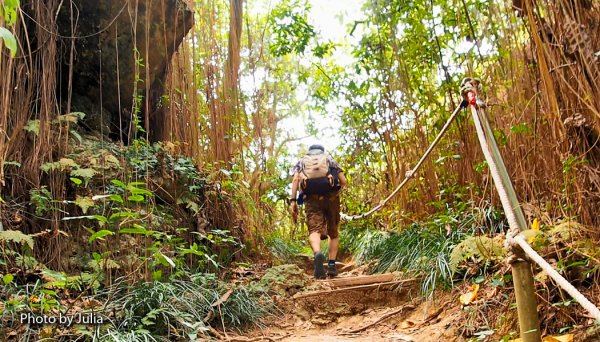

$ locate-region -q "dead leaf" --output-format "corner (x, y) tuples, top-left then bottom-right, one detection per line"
(510, 334), (573, 342)
(542, 334), (573, 342)
(212, 288), (234, 307)
(399, 320), (415, 329)
(459, 284), (479, 305)
(529, 218), (540, 243)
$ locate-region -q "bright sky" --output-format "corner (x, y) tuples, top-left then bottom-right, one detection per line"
(280, 0), (366, 155)
(245, 0), (492, 159)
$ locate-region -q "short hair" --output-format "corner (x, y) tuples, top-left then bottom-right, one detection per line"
(308, 144), (325, 152)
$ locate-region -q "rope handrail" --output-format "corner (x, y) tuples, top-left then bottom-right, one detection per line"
(511, 234), (600, 321)
(340, 101), (467, 220)
(467, 80), (600, 324)
(338, 77), (600, 338)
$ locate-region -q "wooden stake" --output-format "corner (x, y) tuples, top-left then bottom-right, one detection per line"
(468, 95), (541, 342)
(512, 261), (542, 342)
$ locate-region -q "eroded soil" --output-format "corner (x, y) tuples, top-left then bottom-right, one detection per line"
(231, 264), (466, 342)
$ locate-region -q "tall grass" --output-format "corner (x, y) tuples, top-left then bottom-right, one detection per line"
(341, 203), (506, 294)
(97, 274), (272, 340)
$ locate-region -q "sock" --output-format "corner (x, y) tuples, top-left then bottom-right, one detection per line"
(328, 260), (335, 267)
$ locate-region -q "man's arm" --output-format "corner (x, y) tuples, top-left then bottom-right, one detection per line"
(290, 172), (300, 222)
(338, 170), (347, 190)
(339, 171), (347, 188)
(291, 172), (300, 200)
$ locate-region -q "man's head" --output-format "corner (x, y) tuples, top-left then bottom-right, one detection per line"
(308, 144), (325, 153)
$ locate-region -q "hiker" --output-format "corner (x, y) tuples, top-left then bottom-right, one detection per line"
(289, 144), (347, 279)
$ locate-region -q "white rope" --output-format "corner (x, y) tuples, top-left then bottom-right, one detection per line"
(512, 235), (600, 321)
(468, 86), (600, 322)
(469, 104), (523, 237)
(341, 102), (466, 220)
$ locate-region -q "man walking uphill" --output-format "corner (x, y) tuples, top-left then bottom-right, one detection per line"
(289, 144), (347, 279)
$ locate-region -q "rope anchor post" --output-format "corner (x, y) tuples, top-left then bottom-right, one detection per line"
(461, 78), (541, 342)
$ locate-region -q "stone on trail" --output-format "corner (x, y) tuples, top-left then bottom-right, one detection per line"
(259, 264), (310, 296)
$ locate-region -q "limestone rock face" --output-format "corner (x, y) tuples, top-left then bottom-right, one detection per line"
(55, 0), (193, 141)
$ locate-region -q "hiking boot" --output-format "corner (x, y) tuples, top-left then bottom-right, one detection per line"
(327, 263), (338, 278)
(313, 252), (326, 279)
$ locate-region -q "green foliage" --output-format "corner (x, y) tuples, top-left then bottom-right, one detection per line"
(70, 167), (96, 185)
(101, 274), (272, 339)
(341, 203), (506, 294)
(0, 230), (34, 249)
(449, 235), (506, 272)
(41, 158), (79, 173)
(0, 26), (16, 57)
(23, 120), (40, 135)
(29, 186), (53, 216)
(264, 233), (307, 264)
(1, 0), (20, 26)
(268, 0), (316, 56)
(53, 112), (85, 125)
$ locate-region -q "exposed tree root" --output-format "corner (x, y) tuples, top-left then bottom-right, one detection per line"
(346, 303), (417, 333)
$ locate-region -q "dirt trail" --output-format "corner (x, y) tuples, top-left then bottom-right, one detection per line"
(237, 266), (465, 342)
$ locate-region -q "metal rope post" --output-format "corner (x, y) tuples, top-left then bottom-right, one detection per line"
(462, 78), (541, 342)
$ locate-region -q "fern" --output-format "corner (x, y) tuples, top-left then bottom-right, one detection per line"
(70, 167), (96, 185)
(0, 230), (34, 249)
(449, 236), (506, 272)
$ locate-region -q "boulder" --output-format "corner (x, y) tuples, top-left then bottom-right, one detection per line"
(53, 0), (194, 141)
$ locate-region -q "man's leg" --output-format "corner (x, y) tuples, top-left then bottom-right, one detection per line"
(306, 197), (327, 279)
(309, 232), (322, 253)
(328, 237), (339, 261)
(326, 194), (341, 277)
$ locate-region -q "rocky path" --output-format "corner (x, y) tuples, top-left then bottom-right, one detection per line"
(233, 265), (464, 342)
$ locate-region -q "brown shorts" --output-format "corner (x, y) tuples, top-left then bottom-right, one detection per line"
(305, 193), (340, 239)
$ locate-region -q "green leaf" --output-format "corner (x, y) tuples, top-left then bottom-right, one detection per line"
(3, 273), (14, 284)
(155, 252), (175, 268)
(109, 194), (124, 204)
(62, 214), (105, 223)
(128, 187), (153, 197)
(70, 177), (82, 185)
(0, 27), (17, 57)
(119, 224), (151, 236)
(54, 112), (85, 124)
(23, 120), (40, 135)
(70, 130), (83, 145)
(43, 158), (78, 173)
(0, 230), (34, 249)
(75, 195), (94, 214)
(103, 154), (121, 169)
(111, 179), (127, 189)
(108, 211), (138, 221)
(4, 160), (20, 167)
(128, 194), (145, 202)
(88, 229), (113, 243)
(2, 0), (20, 25)
(59, 158), (78, 170)
(70, 168), (96, 183)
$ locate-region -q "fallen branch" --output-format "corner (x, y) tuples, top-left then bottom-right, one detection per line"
(226, 333), (291, 342)
(213, 289), (234, 307)
(226, 336), (275, 342)
(208, 326), (226, 340)
(418, 300), (451, 327)
(347, 303), (416, 333)
(326, 273), (399, 287)
(294, 279), (415, 299)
